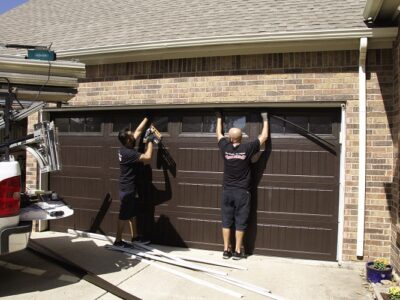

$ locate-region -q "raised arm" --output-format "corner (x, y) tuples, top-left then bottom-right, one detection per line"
(216, 110), (224, 141)
(139, 141), (153, 162)
(258, 112), (269, 146)
(133, 117), (149, 140)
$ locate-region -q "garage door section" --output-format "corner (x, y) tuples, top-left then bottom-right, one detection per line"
(50, 108), (340, 261)
(253, 109), (340, 261)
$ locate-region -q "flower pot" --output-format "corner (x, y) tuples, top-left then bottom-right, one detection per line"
(366, 262), (393, 283)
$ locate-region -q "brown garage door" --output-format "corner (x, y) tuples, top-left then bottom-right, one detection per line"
(50, 107), (340, 261)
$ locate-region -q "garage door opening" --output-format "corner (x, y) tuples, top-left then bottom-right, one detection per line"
(49, 107), (341, 261)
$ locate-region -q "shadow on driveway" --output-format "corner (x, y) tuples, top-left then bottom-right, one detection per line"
(0, 234), (139, 298)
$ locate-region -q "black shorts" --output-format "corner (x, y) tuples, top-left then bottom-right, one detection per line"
(119, 190), (137, 220)
(221, 188), (251, 231)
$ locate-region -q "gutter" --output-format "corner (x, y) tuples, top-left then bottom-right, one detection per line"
(0, 55), (85, 78)
(0, 55), (85, 103)
(357, 37), (368, 258)
(0, 71), (78, 88)
(44, 101), (345, 112)
(57, 28), (397, 58)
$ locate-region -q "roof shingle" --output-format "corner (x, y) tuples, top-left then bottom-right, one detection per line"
(0, 0), (368, 53)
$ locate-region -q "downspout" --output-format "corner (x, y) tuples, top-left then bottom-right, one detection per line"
(337, 103), (346, 264)
(38, 110), (43, 190)
(357, 37), (368, 258)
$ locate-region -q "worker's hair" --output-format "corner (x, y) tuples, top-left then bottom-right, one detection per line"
(118, 128), (136, 147)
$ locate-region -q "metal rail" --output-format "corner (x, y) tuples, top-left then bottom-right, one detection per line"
(27, 240), (141, 300)
(269, 114), (337, 154)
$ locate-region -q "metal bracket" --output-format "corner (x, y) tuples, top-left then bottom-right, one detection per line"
(0, 102), (46, 129)
(270, 114), (337, 154)
(1, 121), (62, 173)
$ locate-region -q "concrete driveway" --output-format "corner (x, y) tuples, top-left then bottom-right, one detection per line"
(0, 231), (373, 300)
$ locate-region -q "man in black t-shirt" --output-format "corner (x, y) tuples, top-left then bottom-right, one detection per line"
(114, 116), (154, 248)
(216, 111), (269, 260)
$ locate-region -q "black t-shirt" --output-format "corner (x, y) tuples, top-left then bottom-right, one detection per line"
(119, 146), (142, 192)
(218, 138), (260, 191)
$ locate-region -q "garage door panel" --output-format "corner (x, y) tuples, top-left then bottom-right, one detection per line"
(150, 211), (223, 247)
(256, 186), (337, 218)
(178, 171), (222, 181)
(177, 217), (221, 246)
(177, 147), (223, 172)
(256, 210), (338, 223)
(259, 174), (337, 185)
(107, 167), (119, 178)
(148, 213), (190, 247)
(76, 210), (100, 231)
(270, 137), (338, 148)
(177, 182), (221, 210)
(149, 168), (171, 180)
(265, 149), (337, 177)
(109, 178), (174, 208)
(54, 166), (103, 178)
(254, 222), (336, 260)
(108, 178), (119, 199)
(58, 196), (118, 211)
(51, 176), (105, 199)
(146, 180), (172, 205)
(60, 145), (104, 168)
(52, 200), (120, 237)
(106, 146), (120, 168)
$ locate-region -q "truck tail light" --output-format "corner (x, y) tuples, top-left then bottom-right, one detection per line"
(0, 176), (21, 217)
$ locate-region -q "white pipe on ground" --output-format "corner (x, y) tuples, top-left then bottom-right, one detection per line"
(112, 249), (244, 298)
(357, 37), (368, 257)
(117, 246), (228, 276)
(132, 242), (285, 299)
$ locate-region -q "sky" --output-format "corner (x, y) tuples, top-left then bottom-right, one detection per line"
(0, 0), (27, 15)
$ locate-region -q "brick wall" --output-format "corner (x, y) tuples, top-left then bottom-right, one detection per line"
(75, 52), (363, 106)
(30, 49), (395, 261)
(362, 49), (395, 262)
(391, 27), (400, 273)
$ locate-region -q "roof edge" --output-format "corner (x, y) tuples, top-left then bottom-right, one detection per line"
(363, 0), (400, 23)
(57, 27), (398, 60)
(363, 0), (385, 22)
